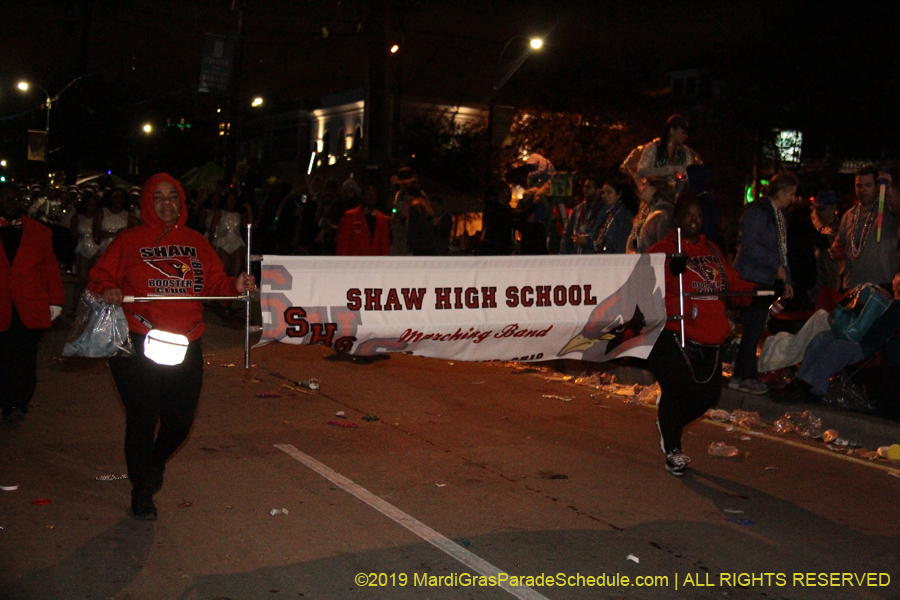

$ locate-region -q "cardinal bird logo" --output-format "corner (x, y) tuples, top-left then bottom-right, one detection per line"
(558, 254), (666, 362)
(146, 258), (191, 279)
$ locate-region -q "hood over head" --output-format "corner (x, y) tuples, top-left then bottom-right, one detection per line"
(141, 173), (188, 230)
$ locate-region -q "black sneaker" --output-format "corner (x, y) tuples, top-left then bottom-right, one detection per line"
(131, 488), (158, 520)
(665, 450), (691, 476)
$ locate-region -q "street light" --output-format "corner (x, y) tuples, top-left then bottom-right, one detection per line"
(486, 35), (545, 102)
(17, 81), (52, 131)
(251, 97), (264, 107)
(142, 123), (153, 134)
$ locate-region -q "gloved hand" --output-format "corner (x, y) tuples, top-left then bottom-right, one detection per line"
(669, 254), (688, 276)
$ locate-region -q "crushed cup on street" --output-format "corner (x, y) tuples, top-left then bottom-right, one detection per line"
(708, 442), (740, 457)
(708, 409), (730, 422)
(269, 508), (289, 516)
(295, 378), (319, 391)
(822, 430), (839, 444)
(626, 554), (640, 564)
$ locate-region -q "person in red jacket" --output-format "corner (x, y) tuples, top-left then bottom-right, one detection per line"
(647, 193), (756, 475)
(0, 183), (65, 422)
(336, 183), (391, 256)
(89, 173), (255, 520)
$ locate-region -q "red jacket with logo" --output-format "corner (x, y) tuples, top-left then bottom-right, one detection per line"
(88, 173), (239, 341)
(0, 217), (65, 331)
(336, 206), (391, 256)
(649, 230), (755, 345)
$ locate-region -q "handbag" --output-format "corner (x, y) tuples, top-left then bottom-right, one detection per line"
(830, 284), (891, 342)
(62, 290), (136, 357)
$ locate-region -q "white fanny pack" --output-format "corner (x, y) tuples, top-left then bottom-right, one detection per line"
(144, 329), (190, 365)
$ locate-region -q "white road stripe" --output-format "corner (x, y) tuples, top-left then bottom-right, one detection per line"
(275, 444), (552, 600)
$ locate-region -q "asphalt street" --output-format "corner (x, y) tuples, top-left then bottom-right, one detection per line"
(1, 309), (899, 600)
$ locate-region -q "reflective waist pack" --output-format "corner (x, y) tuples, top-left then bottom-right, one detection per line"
(144, 329), (189, 365)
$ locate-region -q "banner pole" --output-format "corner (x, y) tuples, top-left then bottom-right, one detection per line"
(244, 223), (252, 369)
(676, 228), (685, 348)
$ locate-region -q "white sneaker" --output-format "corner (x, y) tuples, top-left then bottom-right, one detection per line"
(665, 450), (691, 476)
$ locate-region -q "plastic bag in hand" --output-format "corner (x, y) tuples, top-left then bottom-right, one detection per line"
(62, 290), (136, 357)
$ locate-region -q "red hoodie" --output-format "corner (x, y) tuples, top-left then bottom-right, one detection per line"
(649, 230), (755, 345)
(88, 173), (239, 341)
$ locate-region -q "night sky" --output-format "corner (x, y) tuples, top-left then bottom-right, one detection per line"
(2, 0), (899, 182)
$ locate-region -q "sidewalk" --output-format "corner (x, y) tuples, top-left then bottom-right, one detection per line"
(570, 358), (900, 451)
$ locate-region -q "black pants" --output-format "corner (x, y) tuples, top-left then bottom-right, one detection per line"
(109, 333), (203, 490)
(647, 329), (722, 454)
(0, 309), (44, 417)
(734, 295), (770, 380)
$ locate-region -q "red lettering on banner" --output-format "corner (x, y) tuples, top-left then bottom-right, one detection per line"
(520, 286), (534, 307)
(465, 287), (479, 309)
(482, 287), (497, 308)
(454, 287), (463, 309)
(536, 285), (551, 307)
(346, 289), (362, 311)
(494, 323), (553, 338)
(506, 287), (519, 307)
(585, 284), (597, 305)
(309, 323), (338, 346)
(568, 285), (582, 305)
(553, 285), (567, 306)
(284, 307), (309, 338)
(384, 288), (402, 311)
(402, 288), (426, 310)
(365, 288), (382, 311)
(435, 287), (451, 309)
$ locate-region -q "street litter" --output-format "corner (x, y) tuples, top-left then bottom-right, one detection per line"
(773, 411), (824, 439)
(436, 483), (446, 487)
(269, 508), (289, 516)
(294, 378), (319, 391)
(729, 409), (765, 429)
(95, 474), (128, 482)
(635, 382), (660, 406)
(255, 392), (283, 398)
(708, 409), (730, 422)
(539, 471), (569, 480)
(220, 363), (235, 367)
(246, 377), (263, 383)
(327, 420), (358, 428)
(178, 502), (192, 508)
(740, 436), (752, 441)
(1, 484), (19, 491)
(31, 498), (51, 505)
(455, 538), (474, 548)
(722, 509), (744, 514)
(888, 471), (900, 479)
(335, 411), (346, 418)
(362, 415), (379, 422)
(708, 442), (740, 457)
(470, 381), (485, 385)
(822, 430), (839, 443)
(543, 374), (574, 383)
(542, 394), (573, 401)
(626, 555), (640, 564)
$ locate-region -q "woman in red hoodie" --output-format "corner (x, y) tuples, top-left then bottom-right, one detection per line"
(89, 173), (255, 520)
(647, 193), (755, 476)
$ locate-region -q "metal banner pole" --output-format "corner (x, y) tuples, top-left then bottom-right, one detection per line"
(244, 223), (252, 369)
(676, 227), (685, 348)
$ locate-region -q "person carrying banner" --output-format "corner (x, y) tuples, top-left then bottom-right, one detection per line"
(647, 193), (756, 475)
(89, 173), (256, 520)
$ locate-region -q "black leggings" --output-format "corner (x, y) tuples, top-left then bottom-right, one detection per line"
(0, 309), (44, 416)
(109, 333), (203, 490)
(647, 329), (722, 454)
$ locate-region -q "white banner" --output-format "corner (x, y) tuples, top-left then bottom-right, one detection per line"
(258, 254), (666, 364)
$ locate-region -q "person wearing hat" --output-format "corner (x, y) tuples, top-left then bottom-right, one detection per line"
(622, 115), (701, 198)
